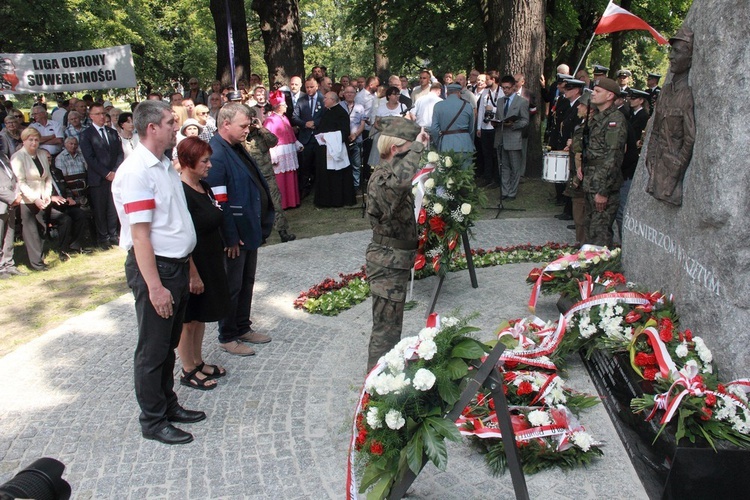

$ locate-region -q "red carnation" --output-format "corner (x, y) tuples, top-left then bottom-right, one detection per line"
(659, 328), (673, 343)
(370, 441), (384, 455)
(625, 311), (642, 324)
(429, 216), (446, 236)
(643, 367), (658, 381)
(504, 360), (518, 369)
(418, 208), (427, 225)
(504, 372), (517, 383)
(635, 352), (657, 366)
(684, 329), (693, 342)
(700, 407), (713, 421)
(705, 393), (717, 407)
(356, 428), (367, 449)
(717, 384), (727, 394)
(517, 381), (534, 395)
(659, 318), (674, 342)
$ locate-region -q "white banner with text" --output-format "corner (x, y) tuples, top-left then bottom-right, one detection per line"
(0, 45), (136, 94)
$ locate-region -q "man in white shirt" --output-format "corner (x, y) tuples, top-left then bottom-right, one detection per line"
(409, 83), (442, 128)
(112, 100), (202, 445)
(29, 105), (64, 156)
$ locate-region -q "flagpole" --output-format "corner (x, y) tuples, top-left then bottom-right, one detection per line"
(573, 31), (597, 77)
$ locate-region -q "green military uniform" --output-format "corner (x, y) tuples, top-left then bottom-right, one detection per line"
(582, 103), (627, 247)
(366, 117), (424, 370)
(244, 126), (292, 235)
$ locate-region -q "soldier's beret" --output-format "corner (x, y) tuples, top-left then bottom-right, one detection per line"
(379, 116), (421, 142)
(629, 89), (650, 99)
(594, 77), (620, 96)
(592, 64), (609, 74)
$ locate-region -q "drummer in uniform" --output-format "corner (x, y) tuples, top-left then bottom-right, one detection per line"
(582, 77), (627, 247)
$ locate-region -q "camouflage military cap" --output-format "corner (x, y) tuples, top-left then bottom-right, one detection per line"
(594, 77), (620, 96)
(379, 116), (421, 142)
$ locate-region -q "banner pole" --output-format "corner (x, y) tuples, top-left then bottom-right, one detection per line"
(573, 31), (597, 76)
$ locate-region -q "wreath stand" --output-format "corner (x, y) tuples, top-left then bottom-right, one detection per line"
(387, 342), (530, 500)
(425, 232), (479, 318)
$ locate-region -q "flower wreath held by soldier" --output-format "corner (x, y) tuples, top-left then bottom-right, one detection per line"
(365, 117), (431, 371)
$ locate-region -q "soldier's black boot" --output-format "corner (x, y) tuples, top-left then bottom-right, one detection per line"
(279, 230), (296, 243)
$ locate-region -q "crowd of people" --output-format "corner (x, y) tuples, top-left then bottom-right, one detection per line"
(0, 57), (665, 444)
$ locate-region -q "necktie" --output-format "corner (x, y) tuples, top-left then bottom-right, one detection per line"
(309, 96), (314, 111)
(100, 127), (108, 144)
(503, 97), (510, 117)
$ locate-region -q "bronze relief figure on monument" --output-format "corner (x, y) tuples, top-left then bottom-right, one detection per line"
(645, 25), (696, 206)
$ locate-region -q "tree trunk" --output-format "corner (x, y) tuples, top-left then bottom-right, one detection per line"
(210, 0), (252, 87)
(251, 0), (305, 86)
(374, 11), (389, 80)
(487, 0), (546, 177)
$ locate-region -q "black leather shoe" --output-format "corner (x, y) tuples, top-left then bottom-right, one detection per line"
(143, 424), (193, 445)
(99, 241), (112, 250)
(567, 224), (576, 230)
(167, 407), (206, 424)
(59, 251), (71, 262)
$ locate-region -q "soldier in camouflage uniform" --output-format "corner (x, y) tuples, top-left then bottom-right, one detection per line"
(366, 116), (431, 370)
(582, 78), (627, 248)
(243, 107), (296, 243)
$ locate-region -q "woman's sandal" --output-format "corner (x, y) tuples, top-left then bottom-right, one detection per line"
(198, 362), (226, 379)
(180, 367), (217, 390)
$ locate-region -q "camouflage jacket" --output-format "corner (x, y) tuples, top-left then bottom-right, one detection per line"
(582, 105), (627, 196)
(244, 127), (278, 180)
(366, 141), (425, 270)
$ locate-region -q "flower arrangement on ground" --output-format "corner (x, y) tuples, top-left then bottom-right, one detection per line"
(458, 401), (603, 475)
(295, 243), (576, 316)
(347, 314), (488, 499)
(526, 245), (622, 311)
(412, 151), (486, 276)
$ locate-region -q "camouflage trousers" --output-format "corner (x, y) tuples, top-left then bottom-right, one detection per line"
(583, 191), (620, 248)
(366, 263), (410, 371)
(259, 169), (290, 233)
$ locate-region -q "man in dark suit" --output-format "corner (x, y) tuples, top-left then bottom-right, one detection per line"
(79, 103), (123, 249)
(284, 76), (303, 122)
(206, 103), (275, 356)
(291, 76), (325, 196)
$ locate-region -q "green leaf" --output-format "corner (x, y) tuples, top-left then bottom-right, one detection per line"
(451, 339), (487, 359)
(359, 463), (388, 492)
(437, 378), (461, 405)
(422, 424), (449, 470)
(405, 427), (425, 474)
(366, 475), (394, 500)
(425, 416), (462, 442)
(445, 358), (468, 379)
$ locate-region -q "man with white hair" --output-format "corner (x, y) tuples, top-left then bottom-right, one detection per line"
(29, 105), (64, 157)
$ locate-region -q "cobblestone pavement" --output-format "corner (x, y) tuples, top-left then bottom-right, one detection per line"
(0, 218), (647, 499)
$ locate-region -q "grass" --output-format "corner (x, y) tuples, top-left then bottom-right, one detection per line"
(0, 178), (563, 356)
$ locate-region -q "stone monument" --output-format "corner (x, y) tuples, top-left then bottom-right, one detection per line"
(623, 3), (750, 379)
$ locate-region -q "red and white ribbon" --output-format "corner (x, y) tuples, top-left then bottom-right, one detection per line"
(528, 245), (611, 312)
(411, 164), (435, 222)
(639, 326), (678, 378)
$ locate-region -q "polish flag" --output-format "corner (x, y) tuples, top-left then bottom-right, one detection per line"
(594, 1), (668, 44)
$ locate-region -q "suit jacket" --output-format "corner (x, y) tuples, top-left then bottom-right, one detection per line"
(284, 90), (303, 121)
(559, 96), (582, 146)
(291, 91), (325, 144)
(79, 125), (123, 187)
(494, 94), (530, 151)
(10, 148), (52, 204)
(0, 153), (19, 215)
(206, 134), (274, 250)
(622, 107), (650, 179)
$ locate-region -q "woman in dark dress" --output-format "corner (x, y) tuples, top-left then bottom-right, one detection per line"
(177, 137), (231, 390)
(314, 92), (356, 207)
